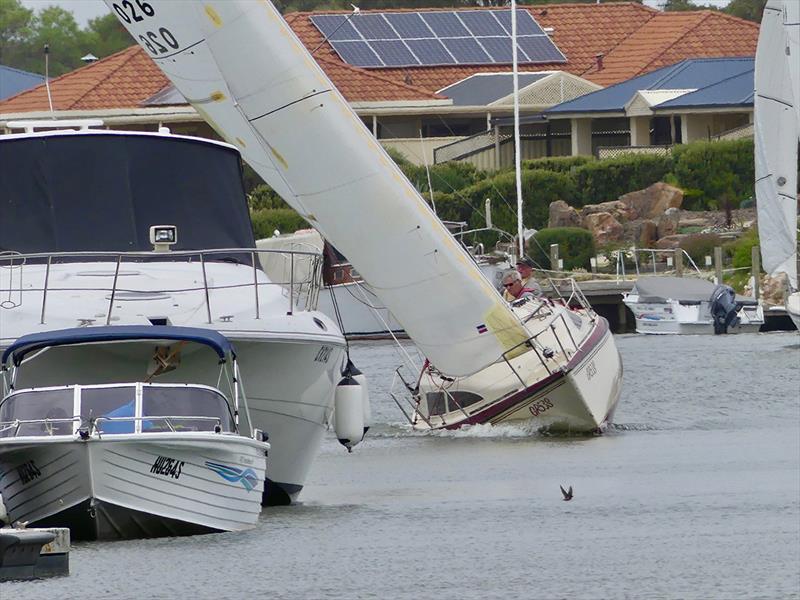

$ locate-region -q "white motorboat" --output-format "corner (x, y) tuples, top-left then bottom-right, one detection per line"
(0, 122), (355, 505)
(107, 0), (621, 434)
(0, 326), (269, 541)
(257, 230), (405, 339)
(623, 276), (764, 334)
(754, 0), (800, 332)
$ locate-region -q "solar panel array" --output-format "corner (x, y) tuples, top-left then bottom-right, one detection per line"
(310, 10), (566, 69)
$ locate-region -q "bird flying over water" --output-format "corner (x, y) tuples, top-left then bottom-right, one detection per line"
(560, 485), (573, 501)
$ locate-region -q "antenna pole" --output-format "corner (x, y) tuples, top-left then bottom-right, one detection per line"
(44, 44), (55, 117)
(512, 0), (524, 259)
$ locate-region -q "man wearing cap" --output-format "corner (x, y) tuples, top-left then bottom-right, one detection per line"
(503, 257), (542, 301)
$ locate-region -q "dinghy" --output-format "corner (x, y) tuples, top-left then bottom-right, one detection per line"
(106, 0), (622, 433)
(0, 326), (269, 541)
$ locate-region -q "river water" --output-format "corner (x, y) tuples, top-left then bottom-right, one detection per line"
(6, 333), (799, 599)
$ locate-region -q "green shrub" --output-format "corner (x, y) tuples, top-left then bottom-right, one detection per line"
(728, 228), (760, 269)
(453, 168), (577, 247)
(672, 138), (754, 210)
(678, 233), (721, 266)
(528, 228), (596, 271)
(404, 161), (484, 196)
(248, 184), (289, 211)
(250, 208), (309, 239)
(520, 155), (593, 173)
(572, 153), (673, 206)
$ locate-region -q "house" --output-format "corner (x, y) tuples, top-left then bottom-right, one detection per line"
(0, 65), (44, 101)
(545, 57), (755, 157)
(0, 3), (758, 168)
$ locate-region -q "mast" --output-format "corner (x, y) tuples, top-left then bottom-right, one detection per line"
(512, 0), (524, 260)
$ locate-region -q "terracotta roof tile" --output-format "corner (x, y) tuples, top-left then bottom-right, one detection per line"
(583, 11), (759, 86)
(289, 3), (657, 92)
(0, 3), (759, 114)
(0, 45), (168, 113)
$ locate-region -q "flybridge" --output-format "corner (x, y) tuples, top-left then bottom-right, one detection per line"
(310, 9), (566, 69)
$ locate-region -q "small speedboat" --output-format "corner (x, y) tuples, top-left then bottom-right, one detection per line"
(0, 326), (269, 541)
(623, 276), (764, 334)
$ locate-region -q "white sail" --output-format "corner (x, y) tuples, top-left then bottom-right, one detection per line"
(754, 0), (799, 289)
(105, 0), (530, 376)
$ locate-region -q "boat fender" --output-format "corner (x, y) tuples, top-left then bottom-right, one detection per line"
(334, 375), (364, 452)
(345, 360), (371, 439)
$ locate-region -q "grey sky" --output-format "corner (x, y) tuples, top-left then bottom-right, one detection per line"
(20, 0), (736, 28)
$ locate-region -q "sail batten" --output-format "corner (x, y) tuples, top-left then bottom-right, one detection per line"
(755, 0), (799, 290)
(107, 0), (531, 375)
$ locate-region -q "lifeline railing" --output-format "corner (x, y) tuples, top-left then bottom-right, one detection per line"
(391, 303), (586, 427)
(0, 415), (225, 438)
(0, 247), (323, 325)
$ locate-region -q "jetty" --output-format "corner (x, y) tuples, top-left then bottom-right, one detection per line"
(0, 527), (69, 581)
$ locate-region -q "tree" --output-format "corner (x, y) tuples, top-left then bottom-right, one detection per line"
(83, 13), (134, 59)
(24, 6), (86, 77)
(0, 0), (35, 69)
(723, 0), (767, 23)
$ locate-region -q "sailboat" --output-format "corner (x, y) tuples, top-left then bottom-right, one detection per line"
(755, 0), (800, 330)
(106, 1), (622, 432)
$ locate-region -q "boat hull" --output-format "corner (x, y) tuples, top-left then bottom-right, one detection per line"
(3, 333), (344, 506)
(624, 300), (764, 334)
(412, 314), (622, 433)
(0, 434), (267, 541)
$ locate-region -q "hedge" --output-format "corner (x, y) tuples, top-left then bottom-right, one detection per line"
(571, 153), (674, 206)
(520, 155), (592, 173)
(671, 138), (754, 210)
(250, 208), (309, 239)
(528, 228), (596, 271)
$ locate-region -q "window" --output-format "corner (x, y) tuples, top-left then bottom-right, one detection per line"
(81, 386), (136, 434)
(0, 388), (74, 437)
(141, 386), (234, 433)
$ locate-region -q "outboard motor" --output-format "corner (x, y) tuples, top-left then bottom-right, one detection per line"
(709, 284), (740, 334)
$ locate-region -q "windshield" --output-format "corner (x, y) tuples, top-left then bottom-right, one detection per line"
(0, 388), (74, 437)
(82, 386), (137, 434)
(0, 133), (255, 257)
(142, 385), (234, 433)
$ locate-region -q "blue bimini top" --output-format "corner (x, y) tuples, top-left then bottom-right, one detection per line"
(2, 325), (234, 366)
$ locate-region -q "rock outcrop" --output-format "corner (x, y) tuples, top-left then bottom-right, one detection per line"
(617, 182), (684, 220)
(583, 212), (623, 246)
(548, 200), (581, 228)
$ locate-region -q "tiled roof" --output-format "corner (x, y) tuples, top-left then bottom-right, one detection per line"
(0, 65), (45, 100)
(0, 45), (169, 113)
(547, 57), (754, 114)
(582, 11), (758, 86)
(0, 3), (759, 115)
(287, 3), (656, 92)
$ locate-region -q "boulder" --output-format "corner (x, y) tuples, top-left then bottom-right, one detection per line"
(619, 182), (683, 220)
(634, 220), (659, 247)
(584, 212), (624, 245)
(655, 234), (689, 249)
(580, 200), (636, 224)
(548, 200), (581, 228)
(657, 207), (681, 238)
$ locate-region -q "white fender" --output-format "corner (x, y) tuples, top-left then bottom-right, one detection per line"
(334, 375), (364, 452)
(346, 360), (371, 439)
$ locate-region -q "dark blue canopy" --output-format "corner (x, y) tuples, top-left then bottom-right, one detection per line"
(2, 325), (234, 366)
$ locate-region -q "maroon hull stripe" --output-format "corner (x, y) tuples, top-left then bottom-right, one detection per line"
(441, 317), (612, 430)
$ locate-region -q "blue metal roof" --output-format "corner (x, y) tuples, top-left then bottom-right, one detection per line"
(654, 67), (753, 109)
(3, 326), (234, 366)
(0, 65), (45, 101)
(440, 72), (550, 105)
(545, 57), (755, 115)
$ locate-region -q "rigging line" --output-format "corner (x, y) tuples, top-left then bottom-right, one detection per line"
(310, 6), (361, 56)
(327, 279), (350, 363)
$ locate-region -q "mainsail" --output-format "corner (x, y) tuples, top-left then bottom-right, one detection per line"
(105, 0), (530, 376)
(755, 0), (799, 290)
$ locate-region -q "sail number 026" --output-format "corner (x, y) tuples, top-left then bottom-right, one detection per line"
(112, 1), (180, 56)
